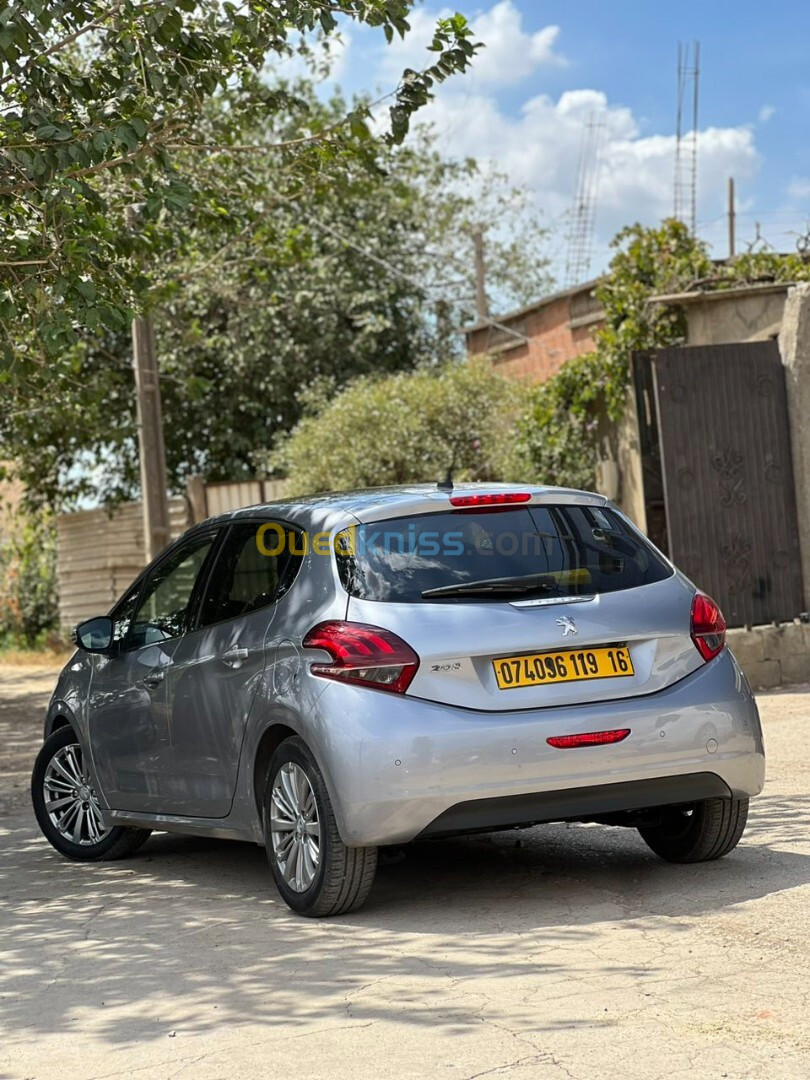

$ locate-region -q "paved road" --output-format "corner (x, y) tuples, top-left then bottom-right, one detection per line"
(1, 664), (808, 1080)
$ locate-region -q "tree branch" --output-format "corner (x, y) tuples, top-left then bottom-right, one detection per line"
(0, 259), (52, 266)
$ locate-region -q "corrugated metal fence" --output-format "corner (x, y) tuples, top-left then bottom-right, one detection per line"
(56, 498), (190, 630)
(202, 478), (286, 518)
(56, 478), (287, 630)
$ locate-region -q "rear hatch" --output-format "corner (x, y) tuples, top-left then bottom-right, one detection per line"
(339, 500), (703, 712)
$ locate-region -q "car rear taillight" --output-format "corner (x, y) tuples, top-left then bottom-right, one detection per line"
(302, 621), (419, 694)
(449, 492), (532, 508)
(691, 592), (726, 662)
(547, 729), (631, 749)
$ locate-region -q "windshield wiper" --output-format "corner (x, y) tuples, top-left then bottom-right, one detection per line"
(421, 574), (558, 599)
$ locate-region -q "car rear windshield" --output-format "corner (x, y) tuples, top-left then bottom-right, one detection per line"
(334, 505), (673, 603)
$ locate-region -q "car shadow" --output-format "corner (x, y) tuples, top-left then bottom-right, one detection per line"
(3, 667), (808, 1047)
(0, 785), (808, 1047)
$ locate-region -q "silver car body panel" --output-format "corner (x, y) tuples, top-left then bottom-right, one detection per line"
(42, 484), (765, 849)
(347, 575), (705, 712)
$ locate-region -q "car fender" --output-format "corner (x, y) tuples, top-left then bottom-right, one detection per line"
(238, 699), (352, 845)
(41, 697), (113, 814)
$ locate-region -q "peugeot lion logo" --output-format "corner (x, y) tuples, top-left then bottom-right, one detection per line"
(556, 616), (578, 637)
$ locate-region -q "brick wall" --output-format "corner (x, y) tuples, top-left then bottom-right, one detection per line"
(467, 290), (603, 386)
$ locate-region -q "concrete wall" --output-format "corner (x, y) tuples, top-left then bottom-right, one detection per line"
(592, 392), (647, 530)
(728, 623), (810, 690)
(779, 282), (810, 611)
(684, 286), (788, 346)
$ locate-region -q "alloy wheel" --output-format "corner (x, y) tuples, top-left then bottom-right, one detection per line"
(270, 762), (321, 892)
(42, 742), (111, 846)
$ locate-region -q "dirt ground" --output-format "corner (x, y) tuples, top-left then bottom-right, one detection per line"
(0, 663), (808, 1080)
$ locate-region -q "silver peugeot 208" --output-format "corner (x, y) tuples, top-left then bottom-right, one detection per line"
(32, 484), (765, 917)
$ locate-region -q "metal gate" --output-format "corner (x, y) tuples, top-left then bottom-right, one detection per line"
(650, 341), (803, 627)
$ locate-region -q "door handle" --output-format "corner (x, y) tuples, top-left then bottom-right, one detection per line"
(142, 670), (165, 689)
(222, 646), (249, 667)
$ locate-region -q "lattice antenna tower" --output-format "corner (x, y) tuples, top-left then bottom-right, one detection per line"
(674, 40), (700, 234)
(564, 111), (605, 288)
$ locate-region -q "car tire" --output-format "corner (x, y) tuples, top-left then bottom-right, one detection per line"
(263, 736), (377, 917)
(31, 727), (151, 862)
(638, 796), (749, 863)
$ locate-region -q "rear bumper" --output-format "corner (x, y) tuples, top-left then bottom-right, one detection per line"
(308, 648), (765, 846)
(419, 772), (733, 838)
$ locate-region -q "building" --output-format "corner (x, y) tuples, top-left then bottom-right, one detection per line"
(465, 279), (604, 383)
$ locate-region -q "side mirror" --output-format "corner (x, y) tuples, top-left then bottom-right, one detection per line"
(73, 616), (115, 654)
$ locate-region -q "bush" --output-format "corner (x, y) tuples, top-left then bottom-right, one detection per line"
(0, 509), (59, 649)
(271, 361), (529, 496)
(516, 351), (606, 491)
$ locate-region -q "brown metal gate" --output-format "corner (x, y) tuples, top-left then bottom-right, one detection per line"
(651, 341), (803, 627)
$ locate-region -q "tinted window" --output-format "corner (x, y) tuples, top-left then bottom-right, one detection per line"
(128, 534), (216, 646)
(335, 506), (671, 603)
(198, 522), (302, 628)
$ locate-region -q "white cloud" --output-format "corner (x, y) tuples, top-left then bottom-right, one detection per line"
(758, 104), (776, 124)
(368, 0), (760, 278)
(266, 27), (352, 86)
(400, 84), (759, 264)
(364, 2), (768, 279)
(379, 1), (564, 88)
(467, 3), (565, 84)
(787, 177), (810, 200)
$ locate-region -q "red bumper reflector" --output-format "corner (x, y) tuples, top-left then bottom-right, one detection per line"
(547, 729), (631, 749)
(449, 492), (532, 507)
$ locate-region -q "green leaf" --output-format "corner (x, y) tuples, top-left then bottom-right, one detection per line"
(114, 124), (140, 150)
(76, 279), (97, 300)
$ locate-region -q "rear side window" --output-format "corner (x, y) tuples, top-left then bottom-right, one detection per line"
(335, 506), (672, 603)
(198, 522), (303, 628)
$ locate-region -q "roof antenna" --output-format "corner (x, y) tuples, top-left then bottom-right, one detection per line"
(437, 469), (454, 494)
(437, 448), (456, 493)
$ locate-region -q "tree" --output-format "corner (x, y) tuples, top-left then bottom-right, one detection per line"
(1, 86), (551, 507)
(271, 360), (527, 495)
(0, 1), (478, 376)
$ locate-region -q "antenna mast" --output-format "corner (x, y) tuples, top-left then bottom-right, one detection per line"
(674, 40), (700, 234)
(565, 111), (604, 287)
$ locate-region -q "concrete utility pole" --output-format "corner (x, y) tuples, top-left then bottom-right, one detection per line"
(126, 201), (170, 563)
(473, 229), (489, 321)
(728, 177), (736, 259)
(131, 312), (171, 562)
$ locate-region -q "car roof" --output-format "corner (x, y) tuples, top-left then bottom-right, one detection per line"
(204, 483), (608, 532)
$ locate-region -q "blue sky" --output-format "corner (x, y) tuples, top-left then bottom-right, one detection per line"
(322, 0), (810, 289)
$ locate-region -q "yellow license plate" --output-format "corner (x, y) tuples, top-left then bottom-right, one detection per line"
(493, 645), (634, 690)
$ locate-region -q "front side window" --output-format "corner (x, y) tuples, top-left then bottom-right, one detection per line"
(197, 522), (302, 628)
(336, 505), (672, 603)
(127, 533), (216, 647)
(110, 585), (141, 643)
